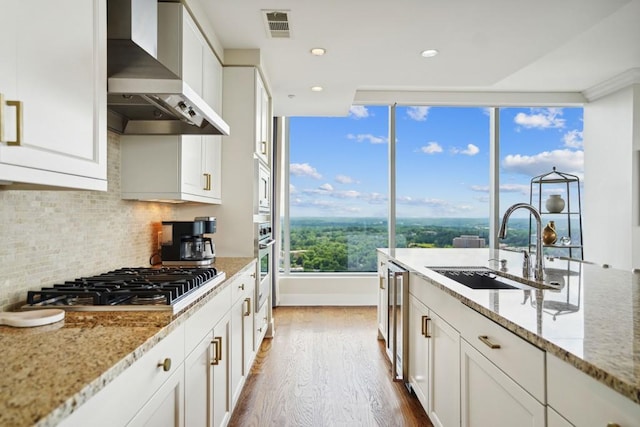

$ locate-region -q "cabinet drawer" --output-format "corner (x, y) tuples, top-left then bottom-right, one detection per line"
(60, 324), (185, 426)
(460, 305), (545, 403)
(409, 272), (461, 330)
(184, 284), (231, 352)
(547, 353), (640, 426)
(231, 270), (253, 303)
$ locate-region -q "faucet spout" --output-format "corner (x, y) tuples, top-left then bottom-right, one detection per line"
(498, 203), (545, 281)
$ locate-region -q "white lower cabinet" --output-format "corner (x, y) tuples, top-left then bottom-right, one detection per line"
(230, 266), (256, 408)
(59, 324), (186, 427)
(428, 310), (460, 427)
(255, 300), (269, 349)
(547, 353), (640, 427)
(128, 365), (184, 427)
(377, 254), (389, 341)
(408, 293), (460, 427)
(460, 339), (545, 427)
(59, 261), (265, 427)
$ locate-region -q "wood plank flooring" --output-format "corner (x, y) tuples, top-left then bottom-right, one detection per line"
(228, 306), (433, 427)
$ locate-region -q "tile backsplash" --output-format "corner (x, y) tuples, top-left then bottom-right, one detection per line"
(0, 132), (176, 311)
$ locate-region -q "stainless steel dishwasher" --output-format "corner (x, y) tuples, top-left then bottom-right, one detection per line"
(387, 261), (409, 383)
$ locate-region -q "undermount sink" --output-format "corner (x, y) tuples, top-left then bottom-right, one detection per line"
(430, 267), (538, 291)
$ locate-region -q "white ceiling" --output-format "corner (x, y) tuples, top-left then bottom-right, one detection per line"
(197, 0), (640, 117)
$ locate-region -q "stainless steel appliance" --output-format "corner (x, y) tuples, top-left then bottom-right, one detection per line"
(387, 261), (409, 382)
(106, 0), (229, 135)
(257, 222), (275, 312)
(161, 218), (216, 266)
(22, 267), (226, 314)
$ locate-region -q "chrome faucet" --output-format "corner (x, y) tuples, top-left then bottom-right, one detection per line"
(498, 203), (544, 282)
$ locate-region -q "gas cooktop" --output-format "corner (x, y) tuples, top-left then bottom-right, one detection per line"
(22, 267), (226, 314)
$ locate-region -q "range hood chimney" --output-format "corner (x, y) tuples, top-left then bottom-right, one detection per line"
(106, 0), (230, 136)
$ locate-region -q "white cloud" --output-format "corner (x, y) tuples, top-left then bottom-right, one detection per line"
(503, 149), (583, 177)
(318, 183), (334, 192)
(290, 163), (322, 179)
(420, 142), (443, 154)
(452, 143), (480, 156)
(335, 174), (356, 184)
(349, 105), (369, 119)
(347, 133), (387, 144)
(563, 129), (583, 148)
(290, 184), (297, 194)
(407, 106), (430, 121)
(514, 108), (565, 129)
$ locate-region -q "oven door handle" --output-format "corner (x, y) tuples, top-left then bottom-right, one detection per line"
(259, 239), (276, 249)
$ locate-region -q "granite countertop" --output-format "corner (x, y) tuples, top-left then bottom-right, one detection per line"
(380, 248), (640, 406)
(0, 257), (255, 427)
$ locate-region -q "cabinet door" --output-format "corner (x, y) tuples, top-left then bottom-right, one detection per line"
(547, 406), (573, 427)
(377, 256), (389, 341)
(460, 339), (545, 427)
(230, 293), (245, 407)
(184, 334), (213, 427)
(127, 364), (184, 427)
(408, 295), (430, 410)
(0, 0), (106, 190)
(180, 135), (206, 197)
(255, 300), (269, 349)
(202, 135), (222, 202)
(202, 47), (222, 112)
(180, 10), (204, 96)
(212, 313), (230, 427)
(428, 311), (460, 427)
(254, 72), (270, 164)
(242, 293), (255, 374)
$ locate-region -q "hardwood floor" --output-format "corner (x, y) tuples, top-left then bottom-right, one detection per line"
(228, 306), (433, 427)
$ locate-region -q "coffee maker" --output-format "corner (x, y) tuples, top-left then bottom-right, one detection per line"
(160, 217), (216, 266)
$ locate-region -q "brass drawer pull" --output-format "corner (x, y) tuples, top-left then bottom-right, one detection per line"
(203, 173), (212, 191)
(238, 283), (245, 291)
(243, 297), (251, 316)
(478, 335), (501, 349)
(210, 336), (223, 365)
(157, 358), (172, 372)
(2, 99), (23, 146)
(606, 424), (620, 427)
(261, 140), (267, 155)
(422, 315), (431, 338)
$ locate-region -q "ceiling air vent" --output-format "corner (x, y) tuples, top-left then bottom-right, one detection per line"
(263, 10), (291, 38)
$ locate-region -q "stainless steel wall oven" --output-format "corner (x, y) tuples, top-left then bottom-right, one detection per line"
(257, 222), (274, 312)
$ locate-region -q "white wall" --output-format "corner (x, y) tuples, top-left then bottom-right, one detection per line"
(278, 275), (378, 306)
(583, 84), (640, 270)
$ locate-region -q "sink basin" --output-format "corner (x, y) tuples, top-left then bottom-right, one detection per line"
(430, 267), (534, 291)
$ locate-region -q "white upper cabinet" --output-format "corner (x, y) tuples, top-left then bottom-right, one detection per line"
(255, 72), (271, 165)
(120, 135), (222, 204)
(0, 0), (107, 190)
(158, 2), (222, 110)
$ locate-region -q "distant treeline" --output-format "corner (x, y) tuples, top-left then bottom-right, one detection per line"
(287, 217), (533, 272)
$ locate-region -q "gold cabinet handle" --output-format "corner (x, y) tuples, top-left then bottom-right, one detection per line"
(379, 277), (385, 290)
(238, 283), (245, 291)
(261, 140), (267, 155)
(243, 297), (251, 316)
(250, 272), (256, 279)
(478, 335), (501, 349)
(606, 424), (620, 427)
(203, 173), (212, 191)
(421, 315), (431, 338)
(157, 358), (172, 372)
(210, 336), (223, 365)
(1, 97), (23, 146)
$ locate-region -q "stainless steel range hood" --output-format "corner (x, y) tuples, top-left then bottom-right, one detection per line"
(106, 0), (229, 135)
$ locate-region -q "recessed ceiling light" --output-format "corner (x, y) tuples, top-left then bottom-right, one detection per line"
(311, 86), (323, 92)
(421, 49), (439, 58)
(310, 47), (326, 56)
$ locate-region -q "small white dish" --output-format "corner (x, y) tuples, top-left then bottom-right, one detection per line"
(0, 309), (65, 328)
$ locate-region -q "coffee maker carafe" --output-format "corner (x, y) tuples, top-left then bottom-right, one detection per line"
(161, 218), (216, 266)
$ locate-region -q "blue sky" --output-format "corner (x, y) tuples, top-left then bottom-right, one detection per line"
(289, 105), (584, 218)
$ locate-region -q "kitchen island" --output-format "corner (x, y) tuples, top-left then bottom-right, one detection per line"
(380, 248), (640, 426)
(0, 257), (255, 427)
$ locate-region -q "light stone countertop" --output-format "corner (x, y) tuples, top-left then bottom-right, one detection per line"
(379, 248), (640, 406)
(0, 257), (255, 427)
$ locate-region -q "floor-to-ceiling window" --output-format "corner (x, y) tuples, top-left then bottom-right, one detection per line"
(285, 106), (389, 272)
(281, 104), (584, 275)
